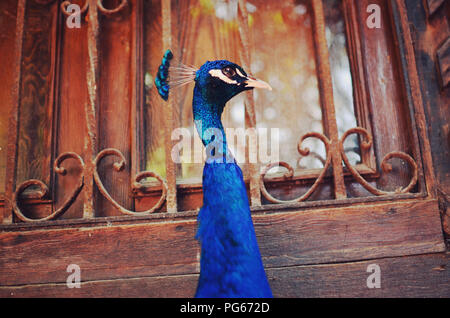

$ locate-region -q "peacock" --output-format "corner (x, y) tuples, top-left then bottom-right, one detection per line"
(155, 50), (273, 298)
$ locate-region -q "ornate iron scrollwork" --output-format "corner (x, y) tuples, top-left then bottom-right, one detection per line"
(339, 127), (418, 195)
(93, 148), (167, 216)
(60, 0), (89, 18)
(11, 148), (168, 222)
(260, 132), (332, 204)
(260, 127), (419, 203)
(12, 152), (85, 222)
(97, 0), (128, 16)
(60, 0), (128, 22)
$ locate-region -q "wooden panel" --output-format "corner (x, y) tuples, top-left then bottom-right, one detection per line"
(268, 251), (450, 298)
(404, 1), (450, 194)
(0, 0), (18, 195)
(16, 0), (59, 187)
(257, 199), (444, 267)
(3, 0), (26, 224)
(96, 2), (134, 216)
(56, 6), (89, 220)
(0, 218), (200, 286)
(0, 199), (444, 286)
(389, 0), (436, 197)
(436, 37), (450, 88)
(0, 274), (199, 298)
(355, 0), (415, 192)
(0, 252), (448, 297)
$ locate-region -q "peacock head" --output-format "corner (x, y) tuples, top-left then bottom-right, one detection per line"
(194, 60), (272, 105)
(154, 50), (271, 105)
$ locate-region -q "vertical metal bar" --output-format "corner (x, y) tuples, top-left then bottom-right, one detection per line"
(131, 0), (144, 203)
(311, 0), (347, 199)
(162, 0), (177, 212)
(3, 0), (27, 224)
(237, 0), (261, 207)
(51, 0), (64, 214)
(83, 0), (100, 218)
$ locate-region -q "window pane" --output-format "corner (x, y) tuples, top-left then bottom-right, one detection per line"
(249, 0), (325, 171)
(144, 0), (362, 182)
(174, 0), (245, 180)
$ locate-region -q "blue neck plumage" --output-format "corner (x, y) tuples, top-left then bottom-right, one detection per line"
(193, 83), (231, 162)
(192, 75), (273, 298)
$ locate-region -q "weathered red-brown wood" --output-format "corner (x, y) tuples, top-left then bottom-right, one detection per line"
(3, 0), (26, 225)
(0, 199), (444, 286)
(342, 0), (377, 172)
(268, 251), (450, 298)
(96, 1), (134, 217)
(0, 251), (448, 298)
(0, 218), (200, 286)
(390, 0), (437, 198)
(354, 0), (415, 193)
(0, 0), (18, 199)
(404, 0), (450, 235)
(436, 37), (450, 88)
(16, 0), (59, 190)
(56, 1), (89, 220)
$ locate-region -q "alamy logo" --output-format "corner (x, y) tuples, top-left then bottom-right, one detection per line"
(66, 264), (81, 288)
(366, 4), (381, 29)
(366, 264), (381, 289)
(65, 4), (81, 29)
(171, 122), (280, 165)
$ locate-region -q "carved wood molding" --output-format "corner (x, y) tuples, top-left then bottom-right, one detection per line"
(423, 0), (445, 17)
(422, 0), (449, 89)
(437, 37), (450, 89)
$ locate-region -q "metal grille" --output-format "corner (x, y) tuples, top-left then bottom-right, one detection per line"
(2, 0), (421, 223)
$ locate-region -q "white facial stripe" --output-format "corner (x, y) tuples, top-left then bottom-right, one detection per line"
(208, 69), (238, 84)
(235, 68), (246, 78)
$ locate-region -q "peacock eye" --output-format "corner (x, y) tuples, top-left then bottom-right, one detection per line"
(222, 67), (236, 78)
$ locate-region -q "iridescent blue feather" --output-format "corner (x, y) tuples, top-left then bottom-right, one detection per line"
(155, 49), (173, 100)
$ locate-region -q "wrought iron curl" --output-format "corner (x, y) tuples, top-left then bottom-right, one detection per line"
(339, 127), (418, 195)
(97, 0), (128, 16)
(12, 152), (85, 222)
(60, 0), (89, 18)
(379, 151), (418, 193)
(260, 132), (332, 204)
(93, 148), (167, 215)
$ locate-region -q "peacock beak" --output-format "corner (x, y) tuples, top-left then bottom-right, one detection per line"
(244, 76), (272, 91)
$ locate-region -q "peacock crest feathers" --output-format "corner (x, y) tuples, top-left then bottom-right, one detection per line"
(155, 49), (198, 101)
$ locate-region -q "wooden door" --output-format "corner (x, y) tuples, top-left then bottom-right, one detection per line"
(0, 0), (448, 297)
